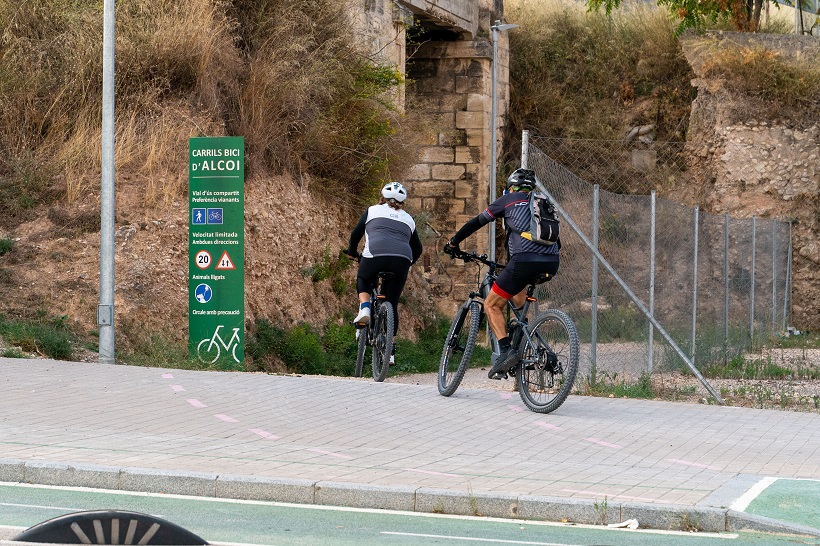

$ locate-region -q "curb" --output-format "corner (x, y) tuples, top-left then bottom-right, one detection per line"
(2, 459), (818, 538)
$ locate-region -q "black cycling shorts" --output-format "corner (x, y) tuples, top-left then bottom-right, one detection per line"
(492, 253), (559, 299)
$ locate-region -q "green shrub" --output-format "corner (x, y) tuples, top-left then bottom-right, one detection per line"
(0, 314), (73, 360)
(0, 238), (13, 256)
(587, 371), (655, 399)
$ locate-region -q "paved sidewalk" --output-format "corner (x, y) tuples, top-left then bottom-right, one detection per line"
(0, 358), (818, 536)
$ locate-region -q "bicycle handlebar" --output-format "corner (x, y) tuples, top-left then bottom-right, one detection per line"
(444, 247), (500, 269)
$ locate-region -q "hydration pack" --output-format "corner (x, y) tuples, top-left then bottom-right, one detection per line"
(518, 191), (560, 246)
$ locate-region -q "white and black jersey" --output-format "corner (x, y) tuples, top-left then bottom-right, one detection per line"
(348, 203), (422, 263)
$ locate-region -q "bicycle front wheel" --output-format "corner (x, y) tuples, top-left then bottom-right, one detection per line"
(371, 301), (394, 382)
(354, 327), (367, 377)
(517, 309), (579, 414)
(438, 300), (481, 396)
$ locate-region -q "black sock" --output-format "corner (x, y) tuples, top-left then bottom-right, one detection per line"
(498, 337), (511, 351)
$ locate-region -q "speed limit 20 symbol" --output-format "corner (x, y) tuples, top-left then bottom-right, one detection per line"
(195, 250), (212, 270)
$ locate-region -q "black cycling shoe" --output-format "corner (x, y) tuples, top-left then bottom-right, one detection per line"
(488, 347), (520, 379)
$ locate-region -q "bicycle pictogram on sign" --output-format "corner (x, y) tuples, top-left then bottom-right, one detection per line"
(197, 324), (241, 364)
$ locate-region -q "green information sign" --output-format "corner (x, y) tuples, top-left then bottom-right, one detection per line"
(188, 136), (244, 367)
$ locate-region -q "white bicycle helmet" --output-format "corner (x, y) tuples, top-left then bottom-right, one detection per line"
(381, 181), (407, 203)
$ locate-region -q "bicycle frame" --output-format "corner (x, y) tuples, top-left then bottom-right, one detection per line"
(355, 270), (395, 382)
(440, 248), (578, 413)
(462, 251), (548, 365)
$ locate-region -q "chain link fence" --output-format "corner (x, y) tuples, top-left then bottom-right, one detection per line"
(523, 134), (792, 391)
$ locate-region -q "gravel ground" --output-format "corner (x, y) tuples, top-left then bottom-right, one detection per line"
(385, 348), (820, 413)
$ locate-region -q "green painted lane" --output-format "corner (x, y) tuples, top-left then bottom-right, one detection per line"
(745, 478), (820, 530)
(1, 483), (818, 546)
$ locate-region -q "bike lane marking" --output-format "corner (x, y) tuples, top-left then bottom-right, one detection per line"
(214, 414), (238, 423)
(249, 428), (279, 440)
(584, 438), (622, 449)
(186, 399), (207, 408)
(667, 459), (722, 471)
(729, 476), (777, 512)
(171, 385), (186, 392)
(740, 478), (820, 529)
(308, 449), (353, 460)
(534, 422), (561, 431)
(403, 468), (460, 478)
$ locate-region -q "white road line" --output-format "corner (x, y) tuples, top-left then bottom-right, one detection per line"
(382, 532), (583, 545)
(0, 501), (78, 511)
(729, 476), (778, 512)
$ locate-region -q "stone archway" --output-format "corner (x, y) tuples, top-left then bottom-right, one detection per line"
(358, 0), (510, 315)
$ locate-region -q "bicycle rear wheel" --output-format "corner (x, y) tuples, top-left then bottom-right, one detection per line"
(517, 309), (579, 414)
(438, 301), (481, 396)
(371, 301), (394, 382)
(354, 327), (367, 377)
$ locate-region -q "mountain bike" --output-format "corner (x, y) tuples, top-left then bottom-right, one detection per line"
(440, 248), (579, 414)
(354, 271), (395, 382)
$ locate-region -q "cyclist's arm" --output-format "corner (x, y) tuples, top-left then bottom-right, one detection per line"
(347, 211), (368, 255)
(449, 214), (489, 246)
(409, 230), (422, 264)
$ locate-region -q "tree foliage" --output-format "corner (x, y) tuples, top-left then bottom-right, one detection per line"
(587, 0), (768, 33)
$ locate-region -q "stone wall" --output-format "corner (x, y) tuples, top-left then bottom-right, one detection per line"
(357, 0), (510, 317)
(681, 32), (820, 330)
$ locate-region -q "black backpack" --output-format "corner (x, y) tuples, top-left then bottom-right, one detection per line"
(517, 191), (560, 247)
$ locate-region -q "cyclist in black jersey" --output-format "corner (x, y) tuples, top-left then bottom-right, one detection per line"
(444, 168), (560, 379)
(345, 182), (423, 365)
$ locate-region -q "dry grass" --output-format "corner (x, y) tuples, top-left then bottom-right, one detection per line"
(701, 45), (820, 122)
(0, 0), (416, 223)
(504, 0), (695, 153)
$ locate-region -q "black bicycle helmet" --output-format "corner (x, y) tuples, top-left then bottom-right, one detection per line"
(506, 168), (538, 191)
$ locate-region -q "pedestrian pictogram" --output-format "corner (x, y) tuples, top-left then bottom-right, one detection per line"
(215, 251), (235, 270)
(195, 250), (212, 270)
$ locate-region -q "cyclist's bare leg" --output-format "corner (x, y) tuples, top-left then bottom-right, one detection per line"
(358, 292), (369, 305)
(484, 291), (509, 341)
(485, 289), (527, 341)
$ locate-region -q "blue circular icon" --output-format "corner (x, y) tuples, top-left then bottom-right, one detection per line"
(195, 284), (212, 304)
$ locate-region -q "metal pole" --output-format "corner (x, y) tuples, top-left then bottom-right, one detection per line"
(648, 191), (656, 374)
(98, 0), (116, 364)
(723, 212), (729, 361)
(489, 22), (499, 263)
(750, 216), (756, 347)
(591, 184), (600, 386)
(521, 130), (529, 169)
(784, 221), (792, 330)
(772, 219), (777, 333)
(488, 20), (518, 263)
(691, 207), (699, 361)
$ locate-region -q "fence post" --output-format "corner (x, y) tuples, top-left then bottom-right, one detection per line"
(591, 184), (600, 386)
(750, 216), (756, 348)
(521, 130), (529, 169)
(724, 212), (729, 362)
(772, 219), (777, 335)
(784, 222), (792, 331)
(692, 207), (699, 362)
(648, 191), (656, 374)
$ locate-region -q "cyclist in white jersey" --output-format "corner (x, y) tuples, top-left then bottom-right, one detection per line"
(345, 182), (423, 364)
